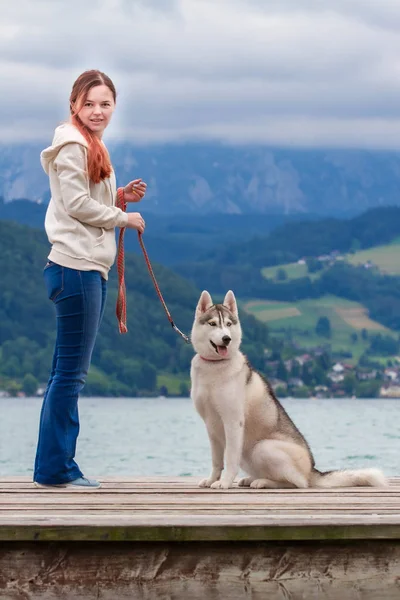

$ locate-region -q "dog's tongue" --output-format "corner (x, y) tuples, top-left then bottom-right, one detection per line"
(217, 345), (228, 357)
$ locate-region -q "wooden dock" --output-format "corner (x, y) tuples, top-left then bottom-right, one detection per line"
(1, 476), (400, 599)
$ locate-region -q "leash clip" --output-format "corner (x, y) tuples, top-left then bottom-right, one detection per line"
(171, 322), (191, 344)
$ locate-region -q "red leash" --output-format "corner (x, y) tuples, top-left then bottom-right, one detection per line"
(116, 188), (128, 334)
(116, 188), (190, 343)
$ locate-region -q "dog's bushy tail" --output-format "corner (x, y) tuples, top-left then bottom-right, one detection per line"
(311, 468), (388, 488)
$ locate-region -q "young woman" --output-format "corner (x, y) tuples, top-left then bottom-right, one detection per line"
(34, 70), (146, 489)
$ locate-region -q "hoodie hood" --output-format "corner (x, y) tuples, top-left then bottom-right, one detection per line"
(40, 123), (88, 174)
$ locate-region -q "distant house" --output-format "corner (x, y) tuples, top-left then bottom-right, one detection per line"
(384, 369), (399, 382)
(332, 363), (345, 373)
(297, 259), (306, 265)
(357, 370), (377, 381)
(314, 385), (329, 399)
(295, 354), (312, 366)
(328, 372), (344, 383)
(380, 385), (400, 398)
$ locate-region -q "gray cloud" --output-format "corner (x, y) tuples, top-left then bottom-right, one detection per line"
(2, 0), (400, 148)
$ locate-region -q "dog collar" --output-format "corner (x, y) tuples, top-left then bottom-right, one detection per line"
(199, 355), (222, 362)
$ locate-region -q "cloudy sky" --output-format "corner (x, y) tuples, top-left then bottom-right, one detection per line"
(3, 0), (400, 148)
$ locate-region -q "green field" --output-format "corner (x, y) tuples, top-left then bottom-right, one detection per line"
(244, 295), (394, 362)
(261, 239), (400, 281)
(346, 239), (400, 274)
(157, 373), (190, 396)
(261, 261), (321, 281)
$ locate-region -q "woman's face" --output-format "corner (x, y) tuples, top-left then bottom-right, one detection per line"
(77, 84), (115, 137)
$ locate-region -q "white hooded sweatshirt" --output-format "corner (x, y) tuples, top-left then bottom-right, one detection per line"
(41, 123), (128, 280)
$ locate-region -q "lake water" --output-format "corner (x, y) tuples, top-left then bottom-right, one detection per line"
(1, 396), (399, 478)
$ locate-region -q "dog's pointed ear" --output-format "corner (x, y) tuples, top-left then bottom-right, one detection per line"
(223, 290), (238, 316)
(196, 290), (213, 315)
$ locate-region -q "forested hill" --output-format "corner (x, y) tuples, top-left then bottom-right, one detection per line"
(175, 206), (400, 333)
(0, 220), (269, 396)
(0, 197), (318, 266)
(202, 206), (400, 268)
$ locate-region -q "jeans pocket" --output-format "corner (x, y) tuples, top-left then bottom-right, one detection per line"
(43, 260), (55, 271)
(44, 262), (64, 301)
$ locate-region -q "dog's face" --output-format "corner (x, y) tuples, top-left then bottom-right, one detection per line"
(191, 290), (242, 360)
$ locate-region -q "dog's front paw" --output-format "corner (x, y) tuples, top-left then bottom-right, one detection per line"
(211, 479), (233, 490)
(250, 478), (273, 489)
(199, 477), (217, 488)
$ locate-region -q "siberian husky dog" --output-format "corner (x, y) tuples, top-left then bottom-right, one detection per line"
(190, 290), (387, 490)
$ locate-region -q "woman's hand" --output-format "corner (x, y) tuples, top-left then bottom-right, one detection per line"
(123, 179), (147, 203)
(126, 212), (145, 233)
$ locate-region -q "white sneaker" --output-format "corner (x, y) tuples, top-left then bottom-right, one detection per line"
(34, 477), (101, 490)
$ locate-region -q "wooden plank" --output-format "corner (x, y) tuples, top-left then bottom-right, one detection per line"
(1, 504), (399, 510)
(2, 522), (400, 542)
(0, 500), (399, 510)
(1, 477), (400, 542)
(4, 476), (400, 482)
(2, 518), (400, 544)
(2, 479), (400, 487)
(2, 488), (400, 501)
(2, 491), (400, 501)
(2, 508), (400, 516)
(2, 478), (399, 488)
(3, 512), (400, 524)
(2, 485), (400, 497)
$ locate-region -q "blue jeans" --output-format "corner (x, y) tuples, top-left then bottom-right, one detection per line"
(34, 262), (107, 485)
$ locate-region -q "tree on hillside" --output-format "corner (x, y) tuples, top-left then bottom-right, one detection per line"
(290, 361), (301, 378)
(356, 380), (381, 398)
(277, 360), (288, 382)
(316, 351), (331, 371)
(276, 268), (287, 281)
(349, 238), (361, 253)
(22, 374), (38, 396)
(306, 257), (323, 274)
(316, 316), (331, 338)
(368, 334), (399, 356)
(343, 373), (357, 396)
(301, 364), (313, 386)
(312, 364), (327, 386)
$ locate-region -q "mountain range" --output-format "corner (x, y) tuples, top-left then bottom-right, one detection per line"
(2, 142), (400, 215)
